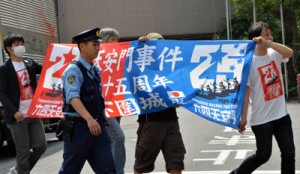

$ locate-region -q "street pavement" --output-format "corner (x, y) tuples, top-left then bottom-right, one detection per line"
(0, 101), (299, 174)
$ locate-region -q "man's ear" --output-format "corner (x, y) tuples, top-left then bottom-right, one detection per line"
(79, 42), (85, 50)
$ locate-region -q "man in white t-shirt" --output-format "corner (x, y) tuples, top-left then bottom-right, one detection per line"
(230, 22), (296, 174)
(0, 33), (46, 174)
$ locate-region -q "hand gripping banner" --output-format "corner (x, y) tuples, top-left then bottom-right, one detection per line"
(27, 40), (255, 128)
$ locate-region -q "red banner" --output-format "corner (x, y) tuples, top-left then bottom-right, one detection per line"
(28, 42), (130, 118)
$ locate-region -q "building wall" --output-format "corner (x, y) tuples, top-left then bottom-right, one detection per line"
(57, 0), (226, 42)
(0, 0), (58, 64)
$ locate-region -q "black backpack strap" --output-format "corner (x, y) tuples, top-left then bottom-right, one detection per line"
(72, 61), (86, 74)
(73, 61), (101, 85)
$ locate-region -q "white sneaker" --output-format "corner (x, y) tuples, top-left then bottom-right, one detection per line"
(9, 167), (17, 174)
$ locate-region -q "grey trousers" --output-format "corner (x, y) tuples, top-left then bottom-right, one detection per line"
(8, 118), (47, 174)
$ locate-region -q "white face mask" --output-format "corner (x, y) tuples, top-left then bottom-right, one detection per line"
(13, 45), (26, 58)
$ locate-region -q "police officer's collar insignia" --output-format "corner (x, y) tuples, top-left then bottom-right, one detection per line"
(68, 76), (75, 84)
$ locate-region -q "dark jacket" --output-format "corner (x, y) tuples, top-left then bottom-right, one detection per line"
(0, 58), (42, 124)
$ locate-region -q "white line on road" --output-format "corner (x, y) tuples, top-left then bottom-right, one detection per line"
(193, 149), (253, 165)
(126, 171), (300, 174)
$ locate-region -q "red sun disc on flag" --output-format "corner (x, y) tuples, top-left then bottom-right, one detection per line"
(172, 91), (180, 97)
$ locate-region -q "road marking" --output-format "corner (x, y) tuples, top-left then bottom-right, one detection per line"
(125, 138), (137, 142)
(126, 171), (300, 174)
(209, 135), (255, 145)
(194, 149), (253, 165)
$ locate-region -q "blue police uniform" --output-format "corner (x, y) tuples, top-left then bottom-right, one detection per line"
(59, 28), (116, 174)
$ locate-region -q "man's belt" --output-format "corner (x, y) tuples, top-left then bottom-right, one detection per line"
(64, 115), (109, 126)
(64, 115), (86, 122)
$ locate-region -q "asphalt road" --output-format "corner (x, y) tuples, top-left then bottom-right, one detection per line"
(0, 101), (299, 174)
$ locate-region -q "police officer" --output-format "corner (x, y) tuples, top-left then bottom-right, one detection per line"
(59, 28), (116, 174)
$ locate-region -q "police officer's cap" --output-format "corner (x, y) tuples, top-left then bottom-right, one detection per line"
(72, 28), (102, 44)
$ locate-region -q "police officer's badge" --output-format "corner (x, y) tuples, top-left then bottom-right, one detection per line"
(68, 76), (75, 84)
(96, 30), (100, 37)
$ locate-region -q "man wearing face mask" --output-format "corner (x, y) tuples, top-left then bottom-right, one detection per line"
(0, 33), (47, 174)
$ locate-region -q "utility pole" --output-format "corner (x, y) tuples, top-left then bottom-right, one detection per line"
(253, 0), (256, 23)
(226, 0), (230, 40)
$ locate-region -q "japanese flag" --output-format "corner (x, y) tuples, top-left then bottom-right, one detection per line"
(167, 91), (185, 98)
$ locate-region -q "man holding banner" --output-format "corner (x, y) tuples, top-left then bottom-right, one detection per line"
(59, 28), (116, 174)
(230, 21), (295, 174)
(134, 33), (186, 174)
(100, 27), (126, 174)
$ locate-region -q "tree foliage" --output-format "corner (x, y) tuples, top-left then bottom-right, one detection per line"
(229, 0), (300, 97)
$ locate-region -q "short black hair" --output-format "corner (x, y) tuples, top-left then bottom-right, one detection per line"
(248, 21), (270, 40)
(3, 33), (25, 56)
(77, 41), (90, 52)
